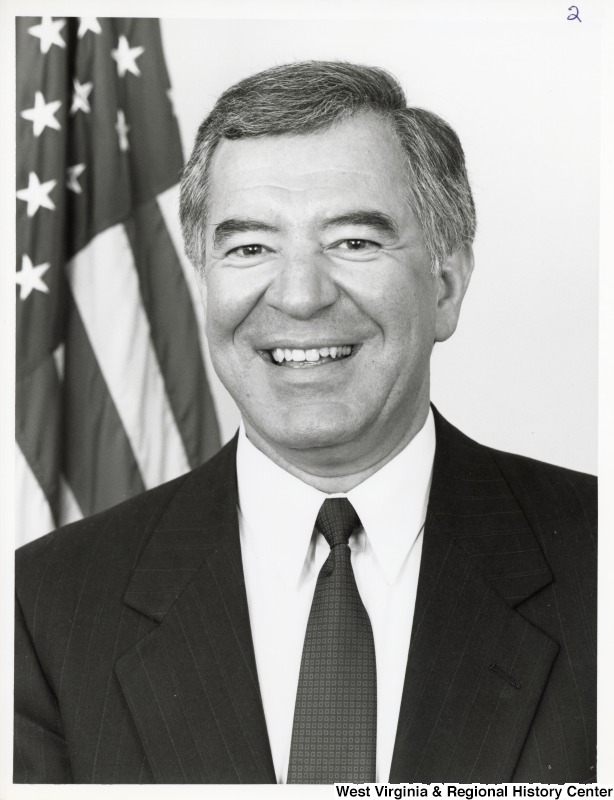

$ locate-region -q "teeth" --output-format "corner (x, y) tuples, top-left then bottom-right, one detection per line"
(269, 345), (353, 364)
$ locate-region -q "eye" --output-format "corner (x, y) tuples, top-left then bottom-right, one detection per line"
(340, 239), (376, 250)
(327, 238), (381, 258)
(227, 244), (269, 258)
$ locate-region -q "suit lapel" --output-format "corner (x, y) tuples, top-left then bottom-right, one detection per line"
(115, 438), (276, 784)
(390, 410), (559, 783)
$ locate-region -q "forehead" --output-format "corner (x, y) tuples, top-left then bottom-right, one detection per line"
(206, 113), (409, 220)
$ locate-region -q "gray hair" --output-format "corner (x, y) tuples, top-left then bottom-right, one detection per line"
(179, 61), (476, 275)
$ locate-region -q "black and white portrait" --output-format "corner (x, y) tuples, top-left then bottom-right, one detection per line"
(7, 1), (610, 791)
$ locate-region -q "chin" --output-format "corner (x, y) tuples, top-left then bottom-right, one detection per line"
(256, 407), (364, 453)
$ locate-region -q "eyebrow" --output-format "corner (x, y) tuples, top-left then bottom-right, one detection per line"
(211, 209), (399, 250)
(320, 211), (399, 238)
(212, 218), (280, 250)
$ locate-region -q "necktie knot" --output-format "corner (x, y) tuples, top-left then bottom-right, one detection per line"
(315, 498), (361, 549)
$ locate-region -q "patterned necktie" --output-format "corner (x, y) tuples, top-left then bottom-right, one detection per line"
(287, 498), (377, 784)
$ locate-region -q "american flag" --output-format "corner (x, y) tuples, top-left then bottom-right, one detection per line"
(15, 17), (220, 547)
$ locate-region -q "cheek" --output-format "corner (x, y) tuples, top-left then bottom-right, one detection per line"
(364, 270), (435, 341)
(205, 268), (263, 343)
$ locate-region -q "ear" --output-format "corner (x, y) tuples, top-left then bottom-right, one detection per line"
(434, 243), (474, 343)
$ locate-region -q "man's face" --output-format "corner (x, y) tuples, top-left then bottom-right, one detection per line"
(203, 113), (470, 471)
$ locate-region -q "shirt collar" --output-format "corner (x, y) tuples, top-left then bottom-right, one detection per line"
(236, 409), (436, 587)
(346, 410), (435, 583)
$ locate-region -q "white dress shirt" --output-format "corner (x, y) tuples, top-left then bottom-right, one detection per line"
(236, 409), (435, 783)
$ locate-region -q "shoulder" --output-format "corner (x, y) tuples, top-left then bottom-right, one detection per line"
(471, 433), (596, 574)
(432, 406), (596, 543)
(15, 471), (187, 607)
(434, 407), (596, 512)
(433, 410), (597, 618)
(16, 437), (238, 610)
(486, 444), (596, 530)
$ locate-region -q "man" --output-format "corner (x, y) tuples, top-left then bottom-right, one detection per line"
(15, 61), (596, 784)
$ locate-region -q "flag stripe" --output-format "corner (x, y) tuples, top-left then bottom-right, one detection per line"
(58, 477), (83, 527)
(66, 224), (191, 489)
(15, 356), (62, 521)
(125, 199), (220, 468)
(156, 186), (209, 366)
(62, 291), (146, 514)
(157, 187), (234, 443)
(15, 442), (56, 544)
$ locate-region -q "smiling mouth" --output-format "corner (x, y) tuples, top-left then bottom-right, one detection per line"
(263, 345), (356, 367)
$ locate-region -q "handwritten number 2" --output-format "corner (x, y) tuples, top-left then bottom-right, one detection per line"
(567, 5), (582, 21)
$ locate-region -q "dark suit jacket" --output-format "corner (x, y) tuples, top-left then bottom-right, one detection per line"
(14, 410), (597, 783)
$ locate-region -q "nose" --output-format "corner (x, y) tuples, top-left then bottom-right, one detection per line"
(265, 252), (339, 320)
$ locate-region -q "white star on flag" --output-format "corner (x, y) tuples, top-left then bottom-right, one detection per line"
(16, 172), (57, 217)
(78, 17), (102, 38)
(21, 91), (62, 137)
(28, 17), (66, 54)
(111, 35), (145, 78)
(16, 255), (51, 300)
(71, 79), (93, 115)
(66, 163), (86, 194)
(115, 110), (130, 151)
